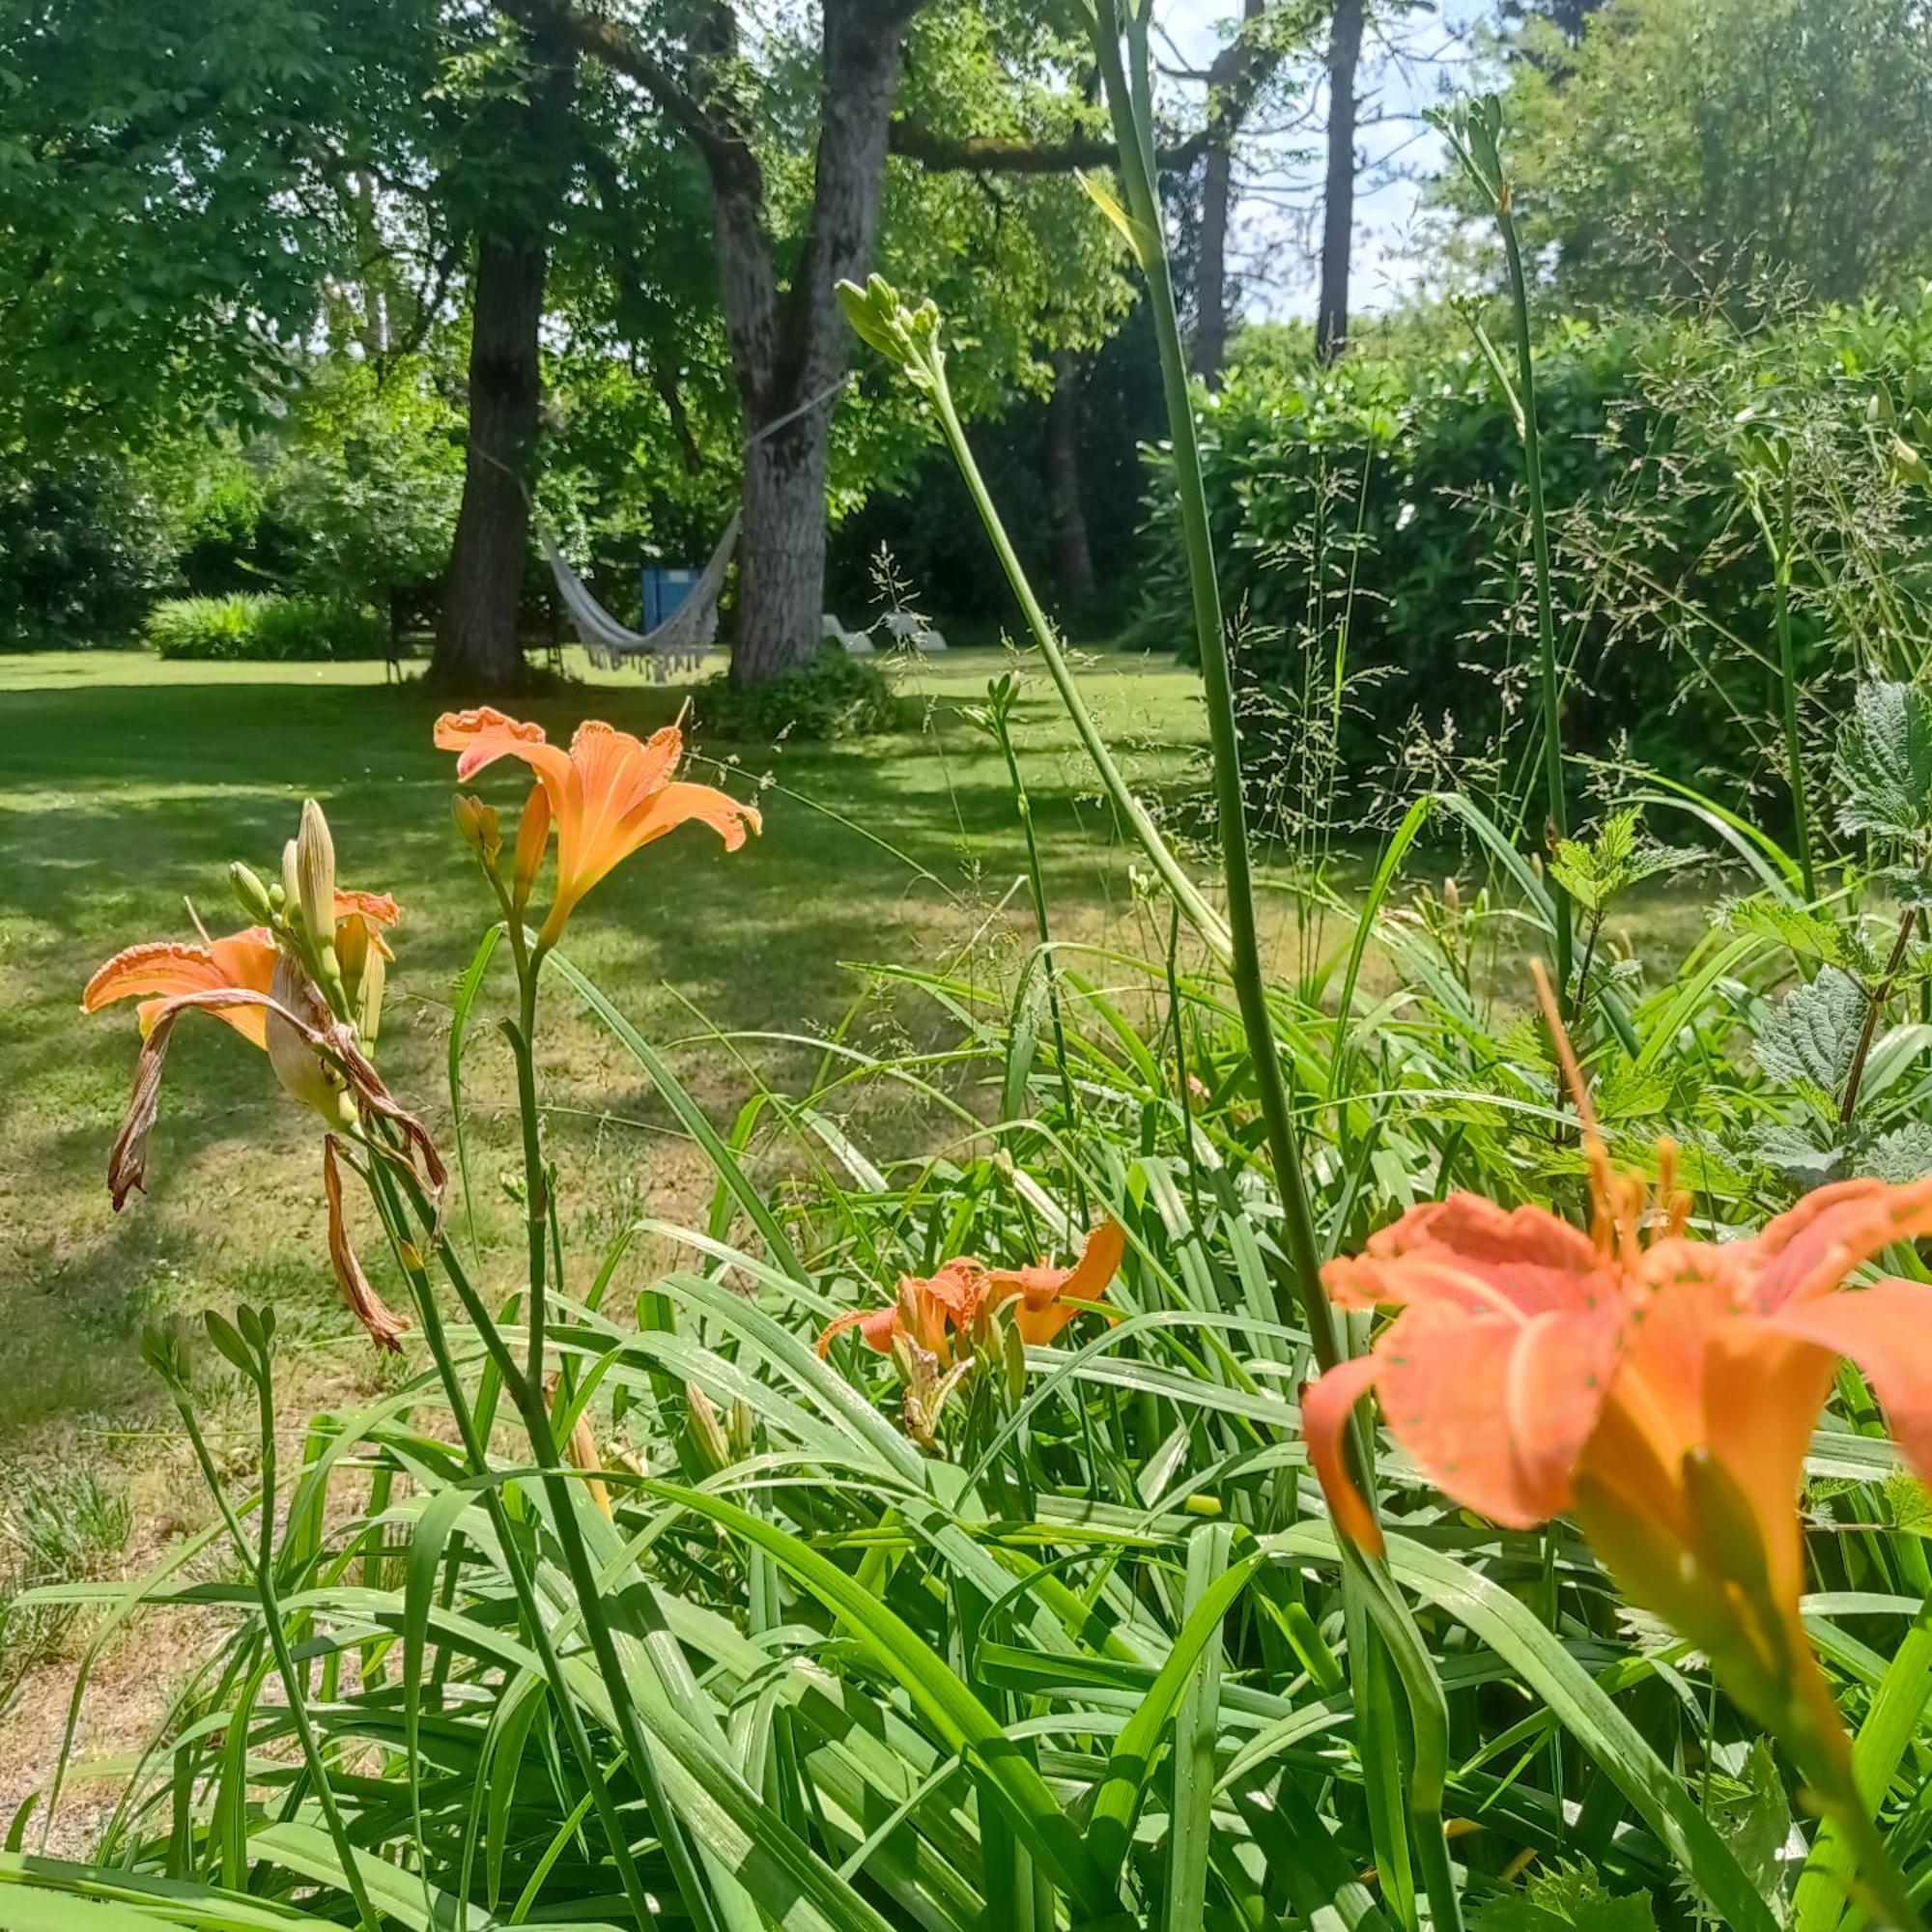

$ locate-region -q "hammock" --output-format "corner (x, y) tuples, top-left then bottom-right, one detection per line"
(537, 511), (740, 681)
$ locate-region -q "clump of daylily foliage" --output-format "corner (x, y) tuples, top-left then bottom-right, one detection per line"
(19, 30), (1932, 1932)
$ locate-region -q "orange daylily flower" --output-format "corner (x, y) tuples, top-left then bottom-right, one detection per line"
(1307, 972), (1932, 1748)
(84, 893), (401, 1050)
(817, 1222), (1125, 1362)
(432, 709), (760, 943)
(84, 885), (428, 1353)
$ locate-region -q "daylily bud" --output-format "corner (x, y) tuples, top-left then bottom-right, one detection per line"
(230, 862), (276, 925)
(295, 800), (337, 946)
(685, 1381), (731, 1474)
(511, 783), (552, 912)
(355, 943), (386, 1047)
(452, 793), (502, 864)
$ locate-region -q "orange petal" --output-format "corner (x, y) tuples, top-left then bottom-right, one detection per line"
(332, 889), (400, 930)
(816, 1305), (903, 1357)
(1322, 1193), (1607, 1318)
(629, 780), (762, 854)
(1762, 1279), (1932, 1488)
(1302, 1352), (1384, 1554)
(84, 931), (276, 1049)
(1373, 1301), (1613, 1530)
(1745, 1176), (1932, 1310)
(1005, 1222), (1126, 1346)
(434, 707), (573, 792)
(571, 720), (682, 820)
(1702, 1317), (1838, 1615)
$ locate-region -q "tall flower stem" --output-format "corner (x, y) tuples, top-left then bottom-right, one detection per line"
(919, 361), (1233, 963)
(1496, 176), (1573, 994)
(503, 921), (552, 1391)
(1088, 0), (1343, 1376)
(983, 684), (1083, 1154)
(1771, 467), (1818, 900)
(1840, 905), (1918, 1126)
(1090, 19), (1460, 1924)
(360, 1154), (662, 1932)
(167, 1362), (382, 1932)
(1437, 97), (1574, 994)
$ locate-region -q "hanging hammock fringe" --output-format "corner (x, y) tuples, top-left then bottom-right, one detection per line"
(537, 511), (740, 682)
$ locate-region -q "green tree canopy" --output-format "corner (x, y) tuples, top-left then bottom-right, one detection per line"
(1464, 0), (1932, 313)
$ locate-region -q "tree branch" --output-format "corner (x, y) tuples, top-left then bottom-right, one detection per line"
(501, 0), (761, 196)
(888, 121), (1121, 173)
(888, 2), (1290, 181)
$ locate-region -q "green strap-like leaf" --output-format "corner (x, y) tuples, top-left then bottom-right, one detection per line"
(544, 946), (809, 1284)
(648, 1480), (1114, 1919)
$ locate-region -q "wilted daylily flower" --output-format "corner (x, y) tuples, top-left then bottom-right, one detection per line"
(432, 709), (760, 944)
(85, 889), (399, 1056)
(817, 1221), (1125, 1364)
(83, 824), (433, 1352)
(1306, 969), (1932, 1764)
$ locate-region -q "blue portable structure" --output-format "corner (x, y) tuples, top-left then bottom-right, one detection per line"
(641, 564), (700, 632)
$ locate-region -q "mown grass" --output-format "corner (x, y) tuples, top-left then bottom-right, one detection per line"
(0, 644), (1722, 1466)
(0, 644), (1218, 1462)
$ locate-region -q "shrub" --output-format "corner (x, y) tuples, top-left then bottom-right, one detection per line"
(144, 592), (387, 661)
(1141, 295), (1932, 803)
(247, 594), (387, 661)
(691, 643), (907, 741)
(142, 592), (269, 659)
(0, 450), (176, 644)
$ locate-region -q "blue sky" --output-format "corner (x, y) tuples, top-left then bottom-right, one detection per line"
(1160, 0), (1491, 320)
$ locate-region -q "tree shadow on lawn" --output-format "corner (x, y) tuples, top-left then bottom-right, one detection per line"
(3, 677), (1197, 1020)
(2, 674), (1195, 1450)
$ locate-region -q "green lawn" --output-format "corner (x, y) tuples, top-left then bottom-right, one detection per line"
(0, 641), (1732, 1818)
(0, 645), (1218, 1468)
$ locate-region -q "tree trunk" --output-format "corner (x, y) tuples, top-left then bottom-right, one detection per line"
(729, 415), (833, 685)
(515, 0), (923, 692)
(1316, 0), (1365, 365)
(1197, 141), (1235, 386)
(1195, 0), (1264, 386)
(719, 0), (915, 690)
(431, 35), (574, 692)
(1045, 349), (1096, 610)
(431, 232), (547, 690)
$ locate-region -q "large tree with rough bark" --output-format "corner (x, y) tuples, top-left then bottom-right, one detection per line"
(509, 0), (928, 690)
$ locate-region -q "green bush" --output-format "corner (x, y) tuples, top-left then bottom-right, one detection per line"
(143, 593), (269, 659)
(0, 449), (177, 644)
(144, 592), (387, 661)
(1143, 296), (1932, 799)
(248, 594), (386, 660)
(691, 644), (906, 742)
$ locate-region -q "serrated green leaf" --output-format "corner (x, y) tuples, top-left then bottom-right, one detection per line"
(1724, 898), (1875, 977)
(1703, 1741), (1793, 1917)
(1751, 967), (1866, 1101)
(1862, 1122), (1932, 1182)
(1833, 681), (1932, 840)
(1471, 1861), (1661, 1930)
